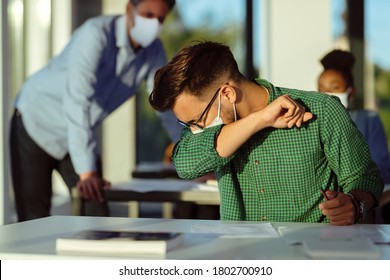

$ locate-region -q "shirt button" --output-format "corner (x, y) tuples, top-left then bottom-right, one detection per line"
(255, 160), (260, 165)
(260, 188), (265, 193)
(262, 216), (267, 221)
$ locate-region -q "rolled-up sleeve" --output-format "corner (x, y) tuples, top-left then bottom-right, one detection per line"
(173, 125), (234, 179)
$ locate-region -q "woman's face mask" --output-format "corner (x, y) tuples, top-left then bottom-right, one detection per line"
(130, 13), (162, 48)
(325, 87), (352, 108)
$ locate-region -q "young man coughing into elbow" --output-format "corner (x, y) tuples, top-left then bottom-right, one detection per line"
(149, 41), (383, 225)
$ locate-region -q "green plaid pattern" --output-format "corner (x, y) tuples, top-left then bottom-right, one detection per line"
(172, 79), (384, 222)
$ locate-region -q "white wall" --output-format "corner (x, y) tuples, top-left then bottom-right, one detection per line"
(260, 0), (333, 91)
(52, 0), (72, 56)
(25, 0), (51, 75)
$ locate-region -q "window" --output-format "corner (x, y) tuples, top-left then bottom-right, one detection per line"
(366, 0), (390, 149)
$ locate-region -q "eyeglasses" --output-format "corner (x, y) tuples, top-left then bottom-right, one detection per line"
(177, 87), (221, 131)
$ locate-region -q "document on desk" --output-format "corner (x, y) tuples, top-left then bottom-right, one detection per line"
(190, 223), (279, 238)
(302, 238), (381, 259)
(113, 179), (218, 193)
(279, 225), (390, 245)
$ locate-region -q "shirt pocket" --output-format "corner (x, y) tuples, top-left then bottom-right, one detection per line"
(277, 149), (317, 200)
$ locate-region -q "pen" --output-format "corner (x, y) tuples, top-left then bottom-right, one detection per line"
(320, 188), (329, 201)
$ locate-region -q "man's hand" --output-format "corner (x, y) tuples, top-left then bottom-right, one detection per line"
(76, 172), (111, 202)
(262, 94), (313, 128)
(319, 190), (356, 225)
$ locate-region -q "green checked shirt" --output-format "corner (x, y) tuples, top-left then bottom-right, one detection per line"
(172, 79), (384, 223)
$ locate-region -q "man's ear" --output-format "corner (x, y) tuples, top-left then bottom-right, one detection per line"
(126, 2), (134, 28)
(220, 84), (237, 104)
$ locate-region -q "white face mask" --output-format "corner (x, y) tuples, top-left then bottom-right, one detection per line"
(325, 87), (352, 108)
(130, 13), (162, 48)
(192, 93), (237, 134)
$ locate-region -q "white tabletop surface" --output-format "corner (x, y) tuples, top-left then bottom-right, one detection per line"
(1, 216), (390, 260)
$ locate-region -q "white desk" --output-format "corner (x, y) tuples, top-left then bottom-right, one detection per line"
(1, 216), (390, 260)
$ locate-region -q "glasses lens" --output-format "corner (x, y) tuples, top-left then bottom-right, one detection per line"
(177, 119), (203, 131)
(176, 87), (220, 133)
(177, 119), (189, 127)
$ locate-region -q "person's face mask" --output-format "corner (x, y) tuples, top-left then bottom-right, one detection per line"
(325, 87), (352, 108)
(130, 13), (162, 48)
(192, 93), (237, 134)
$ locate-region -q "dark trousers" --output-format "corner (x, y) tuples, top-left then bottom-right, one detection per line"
(10, 110), (109, 222)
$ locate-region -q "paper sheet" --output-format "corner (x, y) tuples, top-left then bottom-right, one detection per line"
(190, 223), (279, 238)
(302, 238), (381, 259)
(279, 225), (390, 244)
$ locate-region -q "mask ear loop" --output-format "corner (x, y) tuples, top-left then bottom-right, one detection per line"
(217, 92), (221, 118)
(233, 103), (237, 121)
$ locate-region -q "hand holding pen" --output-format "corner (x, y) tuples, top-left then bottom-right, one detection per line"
(321, 188), (339, 201)
(319, 188), (356, 225)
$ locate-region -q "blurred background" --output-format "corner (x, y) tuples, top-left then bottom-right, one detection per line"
(1, 0), (389, 224)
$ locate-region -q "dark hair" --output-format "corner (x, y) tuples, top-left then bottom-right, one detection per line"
(149, 41), (243, 112)
(130, 0), (176, 10)
(320, 49), (355, 87)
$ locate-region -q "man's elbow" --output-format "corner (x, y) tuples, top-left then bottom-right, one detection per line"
(175, 168), (199, 180)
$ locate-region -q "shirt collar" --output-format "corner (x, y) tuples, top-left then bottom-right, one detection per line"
(255, 78), (275, 105)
